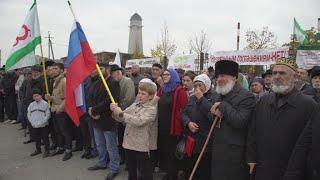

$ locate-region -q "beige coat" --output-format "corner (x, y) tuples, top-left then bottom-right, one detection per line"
(114, 98), (157, 152)
(50, 74), (66, 113)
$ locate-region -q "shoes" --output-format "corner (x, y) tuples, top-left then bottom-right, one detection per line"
(10, 120), (17, 124)
(105, 172), (119, 180)
(50, 149), (64, 156)
(12, 120), (19, 124)
(4, 120), (11, 123)
(71, 146), (83, 152)
(43, 151), (50, 158)
(62, 152), (72, 161)
(23, 139), (34, 144)
(50, 144), (57, 150)
(81, 151), (91, 159)
(87, 165), (107, 171)
(30, 150), (41, 156)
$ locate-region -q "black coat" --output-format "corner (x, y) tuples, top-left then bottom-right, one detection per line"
(181, 89), (216, 154)
(1, 72), (18, 95)
(88, 76), (120, 131)
(211, 84), (256, 180)
(283, 105), (320, 180)
(302, 87), (320, 103)
(247, 90), (318, 180)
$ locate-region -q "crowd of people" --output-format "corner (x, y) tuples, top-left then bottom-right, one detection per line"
(0, 57), (319, 180)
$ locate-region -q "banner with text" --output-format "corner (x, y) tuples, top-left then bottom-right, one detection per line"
(125, 57), (160, 68)
(208, 47), (289, 66)
(168, 54), (197, 71)
(296, 50), (320, 69)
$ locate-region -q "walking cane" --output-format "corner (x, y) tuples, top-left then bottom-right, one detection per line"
(188, 116), (220, 180)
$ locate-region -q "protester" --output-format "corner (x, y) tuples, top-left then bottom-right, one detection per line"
(87, 63), (121, 180)
(0, 68), (5, 122)
(27, 89), (51, 158)
(283, 105), (320, 180)
(247, 57), (318, 180)
(2, 70), (18, 123)
(302, 66), (320, 103)
(182, 71), (196, 97)
(110, 64), (135, 165)
(45, 63), (74, 161)
(209, 60), (256, 180)
(129, 64), (144, 95)
(296, 67), (312, 91)
(181, 73), (215, 179)
(111, 78), (158, 180)
(20, 65), (44, 144)
(157, 68), (188, 180)
(250, 77), (267, 99)
(262, 69), (272, 91)
(151, 63), (164, 89)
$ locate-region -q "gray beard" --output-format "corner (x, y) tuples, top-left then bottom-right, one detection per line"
(271, 85), (291, 94)
(216, 81), (235, 95)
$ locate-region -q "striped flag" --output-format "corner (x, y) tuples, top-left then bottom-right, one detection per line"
(65, 22), (96, 126)
(5, 1), (41, 71)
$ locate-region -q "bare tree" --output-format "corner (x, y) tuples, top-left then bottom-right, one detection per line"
(245, 26), (277, 49)
(189, 30), (212, 55)
(150, 22), (177, 68)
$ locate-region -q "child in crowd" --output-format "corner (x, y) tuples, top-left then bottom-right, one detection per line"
(27, 89), (51, 158)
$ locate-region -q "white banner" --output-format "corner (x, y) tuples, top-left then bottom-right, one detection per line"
(208, 47), (289, 66)
(168, 54), (197, 71)
(125, 57), (160, 68)
(296, 50), (320, 69)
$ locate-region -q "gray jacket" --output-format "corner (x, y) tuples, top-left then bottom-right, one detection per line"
(27, 99), (51, 128)
(119, 76), (135, 110)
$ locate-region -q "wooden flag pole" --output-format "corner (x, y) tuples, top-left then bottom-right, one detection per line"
(39, 43), (50, 98)
(188, 116), (220, 180)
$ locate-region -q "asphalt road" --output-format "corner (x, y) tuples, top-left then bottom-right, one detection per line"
(0, 122), (165, 180)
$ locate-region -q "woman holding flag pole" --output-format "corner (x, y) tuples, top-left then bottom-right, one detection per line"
(65, 1), (121, 179)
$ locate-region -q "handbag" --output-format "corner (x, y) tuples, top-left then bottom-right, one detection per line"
(184, 135), (195, 157)
(175, 135), (187, 160)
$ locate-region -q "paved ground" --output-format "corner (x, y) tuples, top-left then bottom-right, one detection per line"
(0, 122), (164, 180)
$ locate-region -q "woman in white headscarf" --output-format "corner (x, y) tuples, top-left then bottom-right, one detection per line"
(181, 73), (217, 180)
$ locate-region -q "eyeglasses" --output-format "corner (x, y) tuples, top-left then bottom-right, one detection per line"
(162, 73), (170, 77)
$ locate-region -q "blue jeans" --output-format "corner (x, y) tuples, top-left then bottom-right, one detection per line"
(94, 128), (120, 173)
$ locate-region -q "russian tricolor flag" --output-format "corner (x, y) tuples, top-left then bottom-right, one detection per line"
(66, 22), (96, 126)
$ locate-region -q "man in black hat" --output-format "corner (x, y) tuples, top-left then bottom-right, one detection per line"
(302, 66), (320, 103)
(209, 60), (256, 180)
(110, 64), (135, 167)
(247, 58), (318, 180)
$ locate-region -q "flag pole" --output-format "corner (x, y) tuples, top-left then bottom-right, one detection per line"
(67, 0), (116, 104)
(35, 0), (50, 100)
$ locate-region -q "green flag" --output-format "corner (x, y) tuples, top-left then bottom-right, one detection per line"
(5, 1), (41, 71)
(294, 18), (309, 45)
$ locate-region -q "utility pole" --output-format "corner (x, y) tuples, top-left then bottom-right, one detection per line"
(45, 31), (55, 61)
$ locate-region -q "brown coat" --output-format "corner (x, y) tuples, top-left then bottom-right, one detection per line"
(114, 98), (157, 152)
(50, 74), (66, 113)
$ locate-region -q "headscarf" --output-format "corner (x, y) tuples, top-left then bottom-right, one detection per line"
(162, 68), (181, 93)
(193, 74), (212, 93)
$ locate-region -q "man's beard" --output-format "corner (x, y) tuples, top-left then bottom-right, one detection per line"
(312, 82), (320, 90)
(272, 80), (294, 94)
(216, 80), (235, 95)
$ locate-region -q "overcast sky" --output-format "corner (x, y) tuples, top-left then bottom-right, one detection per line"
(0, 0), (319, 64)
